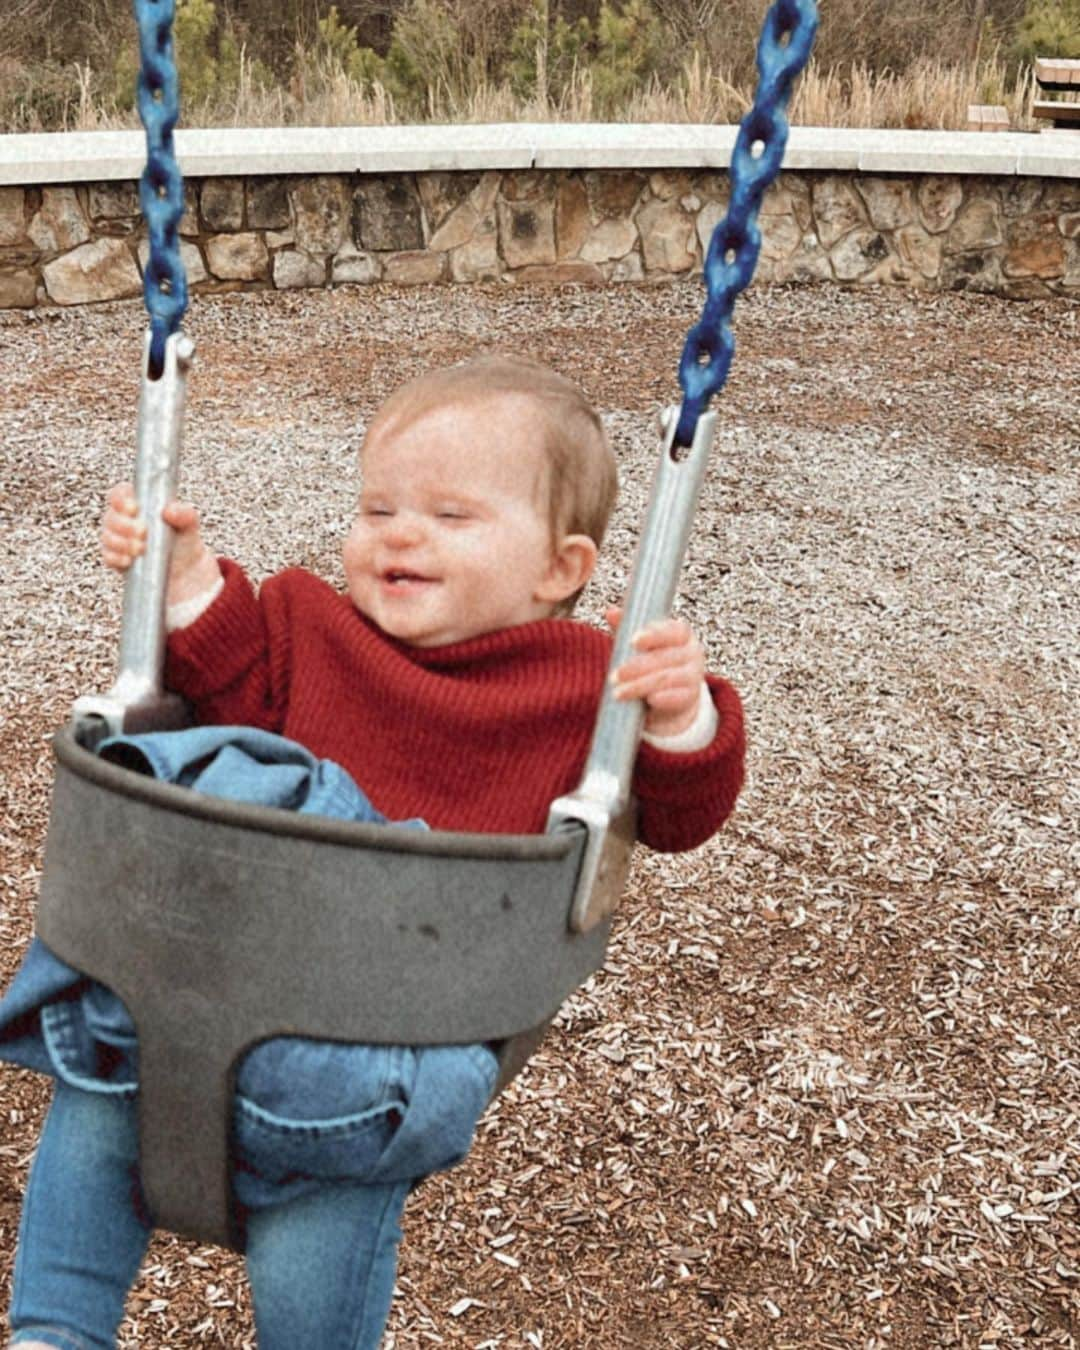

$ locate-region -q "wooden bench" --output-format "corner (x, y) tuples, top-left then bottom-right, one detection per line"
(1033, 57), (1080, 127)
(967, 103), (1010, 131)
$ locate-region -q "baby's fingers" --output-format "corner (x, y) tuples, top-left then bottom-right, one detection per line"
(630, 616), (695, 652)
(101, 482), (146, 570)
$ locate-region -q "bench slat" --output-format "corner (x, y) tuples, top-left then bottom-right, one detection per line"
(1035, 57), (1080, 90)
(1032, 98), (1080, 123)
(966, 103), (1010, 131)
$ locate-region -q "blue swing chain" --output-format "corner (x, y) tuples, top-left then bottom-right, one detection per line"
(133, 0), (189, 377)
(130, 0), (812, 399)
(675, 0), (818, 447)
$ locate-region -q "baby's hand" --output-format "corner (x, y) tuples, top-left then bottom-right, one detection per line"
(101, 481), (221, 605)
(607, 606), (707, 739)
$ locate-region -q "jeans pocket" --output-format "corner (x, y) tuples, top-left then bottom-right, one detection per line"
(233, 1094), (406, 1194)
(232, 1042), (414, 1203)
(366, 1043), (498, 1185)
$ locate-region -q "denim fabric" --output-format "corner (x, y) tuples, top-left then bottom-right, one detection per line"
(10, 1052), (494, 1350)
(0, 726), (457, 1124)
(3, 727), (499, 1349)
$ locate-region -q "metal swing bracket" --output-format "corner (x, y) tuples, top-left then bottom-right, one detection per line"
(72, 329), (195, 747)
(547, 405), (718, 934)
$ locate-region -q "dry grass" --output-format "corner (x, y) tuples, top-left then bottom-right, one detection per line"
(0, 51), (1040, 133)
(1, 277), (1078, 1347)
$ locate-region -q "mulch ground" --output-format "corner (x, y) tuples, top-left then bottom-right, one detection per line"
(1, 276), (1078, 1349)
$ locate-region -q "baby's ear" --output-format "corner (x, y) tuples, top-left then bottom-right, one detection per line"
(535, 534), (598, 608)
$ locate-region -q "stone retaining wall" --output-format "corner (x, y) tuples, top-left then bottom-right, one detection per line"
(2, 166), (1078, 310)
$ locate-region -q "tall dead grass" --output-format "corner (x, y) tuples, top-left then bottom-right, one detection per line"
(2, 51), (1037, 133)
(792, 55), (1036, 129)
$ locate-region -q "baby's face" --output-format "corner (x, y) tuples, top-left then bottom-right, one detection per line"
(343, 396), (565, 647)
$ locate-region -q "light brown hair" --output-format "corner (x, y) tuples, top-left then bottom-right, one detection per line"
(363, 355), (618, 612)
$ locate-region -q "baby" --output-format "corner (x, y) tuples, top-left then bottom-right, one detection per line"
(6, 355), (744, 1350)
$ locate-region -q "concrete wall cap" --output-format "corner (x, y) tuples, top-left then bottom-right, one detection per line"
(1, 123), (1077, 187)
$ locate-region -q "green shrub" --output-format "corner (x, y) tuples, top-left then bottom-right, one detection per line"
(314, 6), (385, 86)
(1011, 0), (1080, 63)
(109, 0), (266, 115)
(506, 0), (591, 102)
(592, 0), (670, 113)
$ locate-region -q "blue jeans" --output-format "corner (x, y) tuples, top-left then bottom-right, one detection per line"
(10, 1042), (497, 1350)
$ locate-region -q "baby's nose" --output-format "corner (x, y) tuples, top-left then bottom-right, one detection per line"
(383, 511), (425, 546)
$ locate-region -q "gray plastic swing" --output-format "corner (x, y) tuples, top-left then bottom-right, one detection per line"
(34, 331), (719, 1251)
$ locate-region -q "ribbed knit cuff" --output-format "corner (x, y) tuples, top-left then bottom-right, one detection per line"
(166, 574), (224, 632)
(165, 558), (266, 702)
(641, 681), (717, 753)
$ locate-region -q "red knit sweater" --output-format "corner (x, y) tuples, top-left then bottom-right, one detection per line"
(165, 561), (745, 852)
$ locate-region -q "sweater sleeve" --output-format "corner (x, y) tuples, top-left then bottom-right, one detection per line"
(631, 674), (745, 853)
(164, 558), (289, 731)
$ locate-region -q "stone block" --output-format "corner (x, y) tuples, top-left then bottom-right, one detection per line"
(1002, 276), (1054, 300)
(248, 179), (291, 231)
(332, 246), (382, 285)
(138, 238), (208, 286)
(383, 250), (446, 285)
(1001, 177), (1043, 219)
(0, 269), (37, 309)
(291, 177), (348, 254)
(0, 188), (26, 246)
(781, 174), (813, 232)
(450, 220), (500, 283)
(497, 198), (557, 269)
(88, 182), (140, 222)
(895, 224), (943, 280)
(917, 176), (964, 234)
(201, 178), (245, 231)
(637, 199), (696, 273)
(273, 249), (328, 289)
(180, 185), (200, 238)
(1042, 180), (1080, 214)
(610, 252), (644, 283)
(417, 172), (480, 232)
(470, 173), (502, 218)
(1003, 213), (1065, 279)
(266, 230), (295, 250)
(649, 170), (694, 201)
(1060, 212), (1080, 240)
(500, 171), (550, 203)
(509, 261), (604, 286)
(942, 249), (1002, 293)
(856, 176), (915, 231)
(947, 195), (1004, 252)
(580, 217), (637, 264)
(811, 177), (867, 248)
(788, 235), (834, 284)
(864, 255), (923, 288)
(205, 232), (270, 281)
(354, 178), (424, 252)
(427, 200), (481, 253)
(830, 229), (890, 281)
(753, 253), (788, 284)
(555, 177), (590, 260)
(586, 171), (645, 219)
(696, 200), (726, 257)
(42, 238), (141, 305)
(760, 213), (803, 263)
(691, 170), (730, 204)
(29, 188), (91, 253)
(758, 183), (795, 219)
(1065, 239), (1080, 287)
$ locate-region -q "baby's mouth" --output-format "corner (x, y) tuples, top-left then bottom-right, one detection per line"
(381, 568), (437, 587)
